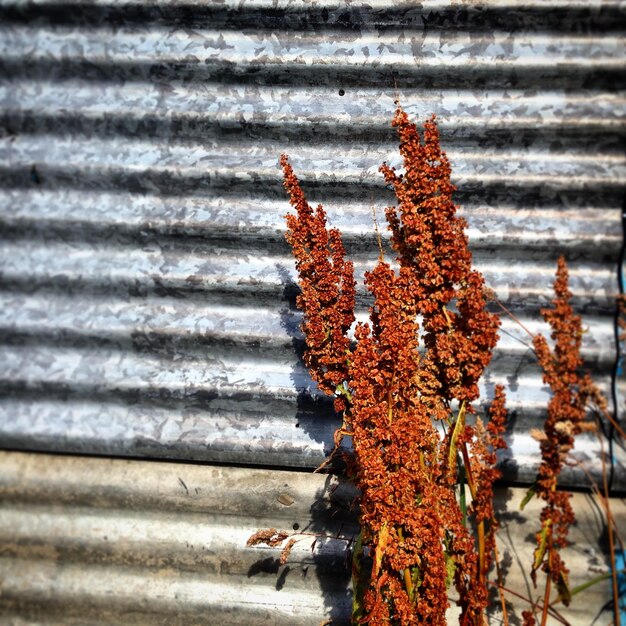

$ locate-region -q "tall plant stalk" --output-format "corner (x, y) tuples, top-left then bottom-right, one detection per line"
(523, 257), (620, 625)
(280, 105), (507, 625)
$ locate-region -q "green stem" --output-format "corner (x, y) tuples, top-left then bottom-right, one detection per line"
(569, 569), (626, 599)
(351, 529), (365, 623)
(397, 527), (415, 601)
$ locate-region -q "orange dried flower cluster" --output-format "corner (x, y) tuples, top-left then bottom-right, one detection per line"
(281, 153), (356, 410)
(528, 257), (599, 618)
(281, 105), (508, 625)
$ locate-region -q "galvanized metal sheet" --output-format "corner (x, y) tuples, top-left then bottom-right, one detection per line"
(0, 1), (624, 485)
(0, 451), (356, 626)
(0, 451), (623, 624)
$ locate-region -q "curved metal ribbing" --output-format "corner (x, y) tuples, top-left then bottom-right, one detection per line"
(0, 451), (357, 625)
(0, 451), (624, 624)
(0, 1), (625, 486)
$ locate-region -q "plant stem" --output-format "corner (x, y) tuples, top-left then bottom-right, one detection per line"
(594, 401), (626, 440)
(403, 568), (414, 600)
(487, 581), (571, 626)
(397, 527), (415, 600)
(598, 424), (621, 626)
(459, 439), (486, 584)
(494, 298), (535, 340)
(477, 520), (486, 586)
(541, 548), (553, 626)
(460, 443), (476, 500)
(458, 425), (488, 626)
(448, 401), (466, 475)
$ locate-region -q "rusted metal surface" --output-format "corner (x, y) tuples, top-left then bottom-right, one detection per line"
(0, 1), (624, 486)
(0, 451), (623, 624)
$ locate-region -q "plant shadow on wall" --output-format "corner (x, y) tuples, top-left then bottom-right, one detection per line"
(245, 474), (356, 625)
(245, 264), (355, 624)
(248, 104), (624, 626)
(236, 241), (355, 620)
(275, 261), (342, 463)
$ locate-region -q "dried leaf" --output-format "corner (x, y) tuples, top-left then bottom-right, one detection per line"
(279, 538), (298, 565)
(530, 428), (547, 443)
(373, 522), (389, 579)
(246, 528), (289, 548)
(533, 519), (552, 571)
(520, 484), (537, 511)
(556, 569), (572, 607)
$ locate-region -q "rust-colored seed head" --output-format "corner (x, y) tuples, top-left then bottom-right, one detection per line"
(281, 154), (356, 400)
(530, 256), (600, 605)
(282, 107), (507, 625)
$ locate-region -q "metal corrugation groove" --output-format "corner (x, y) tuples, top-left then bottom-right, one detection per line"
(0, 451), (356, 625)
(0, 1), (625, 486)
(0, 451), (624, 624)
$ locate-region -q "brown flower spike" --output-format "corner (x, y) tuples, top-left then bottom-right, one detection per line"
(527, 257), (599, 624)
(281, 154), (356, 412)
(281, 105), (507, 625)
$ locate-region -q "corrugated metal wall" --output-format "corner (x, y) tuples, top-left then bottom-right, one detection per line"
(1, 0), (624, 482)
(1, 451), (624, 625)
(0, 1), (624, 622)
(0, 451), (358, 625)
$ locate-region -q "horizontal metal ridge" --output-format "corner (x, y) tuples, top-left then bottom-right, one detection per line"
(0, 341), (615, 404)
(0, 451), (623, 624)
(0, 450), (357, 516)
(1, 26), (624, 89)
(0, 290), (618, 368)
(3, 133), (624, 173)
(0, 506), (349, 576)
(2, 0), (625, 9)
(0, 191), (622, 256)
(0, 558), (352, 626)
(0, 237), (618, 313)
(2, 26), (624, 66)
(1, 0), (625, 12)
(2, 81), (625, 129)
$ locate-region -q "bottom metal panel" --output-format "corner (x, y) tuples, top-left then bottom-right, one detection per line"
(0, 451), (623, 625)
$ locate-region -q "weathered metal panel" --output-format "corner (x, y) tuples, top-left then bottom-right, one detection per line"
(0, 1), (624, 485)
(0, 451), (623, 624)
(0, 451), (356, 625)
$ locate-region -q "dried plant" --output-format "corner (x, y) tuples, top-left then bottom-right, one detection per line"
(522, 258), (616, 626)
(279, 105), (507, 625)
(246, 528), (290, 549)
(247, 105), (619, 626)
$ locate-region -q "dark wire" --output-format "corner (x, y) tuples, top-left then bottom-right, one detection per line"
(608, 189), (626, 493)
